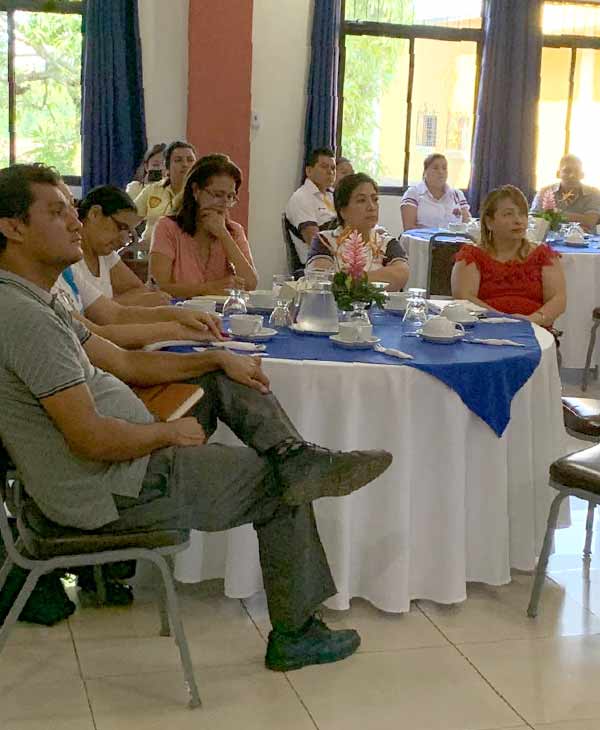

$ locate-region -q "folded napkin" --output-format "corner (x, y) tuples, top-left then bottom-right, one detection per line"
(374, 344), (414, 360)
(142, 339), (208, 352)
(209, 341), (267, 352)
(480, 317), (521, 324)
(466, 337), (525, 347)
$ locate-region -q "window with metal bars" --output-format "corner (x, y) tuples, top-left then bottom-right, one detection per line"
(338, 1), (483, 192)
(537, 1), (600, 189)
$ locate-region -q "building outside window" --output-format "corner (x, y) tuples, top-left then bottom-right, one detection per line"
(0, 0), (83, 183)
(339, 0), (483, 190)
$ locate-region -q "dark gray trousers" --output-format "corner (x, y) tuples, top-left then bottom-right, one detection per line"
(108, 372), (337, 631)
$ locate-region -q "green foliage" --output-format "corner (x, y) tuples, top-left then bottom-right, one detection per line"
(341, 0), (414, 179)
(533, 209), (566, 232)
(332, 270), (386, 311)
(0, 9), (82, 174)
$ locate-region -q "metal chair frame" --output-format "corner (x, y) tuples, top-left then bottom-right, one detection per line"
(0, 472), (201, 708)
(528, 481), (600, 617)
(581, 315), (600, 391)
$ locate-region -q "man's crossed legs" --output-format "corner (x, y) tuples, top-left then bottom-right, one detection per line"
(108, 373), (392, 671)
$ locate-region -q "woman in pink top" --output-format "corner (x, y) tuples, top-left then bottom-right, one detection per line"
(149, 154), (257, 297)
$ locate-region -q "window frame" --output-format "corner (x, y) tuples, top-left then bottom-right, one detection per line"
(0, 0), (84, 185)
(337, 0), (485, 195)
(541, 1), (600, 159)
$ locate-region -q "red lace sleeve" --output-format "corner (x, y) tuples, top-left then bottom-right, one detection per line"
(454, 244), (483, 267)
(530, 243), (561, 267)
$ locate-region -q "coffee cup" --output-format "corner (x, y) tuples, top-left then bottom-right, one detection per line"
(338, 321), (373, 342)
(421, 316), (464, 337)
(181, 298), (217, 313)
(230, 314), (263, 336)
(442, 303), (477, 323)
(248, 290), (275, 309)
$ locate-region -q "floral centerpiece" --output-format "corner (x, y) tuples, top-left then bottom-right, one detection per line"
(533, 189), (566, 232)
(331, 230), (387, 311)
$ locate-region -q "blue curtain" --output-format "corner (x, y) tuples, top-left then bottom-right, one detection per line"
(467, 0), (543, 215)
(303, 0), (341, 166)
(82, 0), (147, 193)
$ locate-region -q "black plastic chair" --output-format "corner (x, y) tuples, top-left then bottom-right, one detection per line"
(426, 231), (474, 298)
(281, 214), (305, 279)
(0, 442), (201, 708)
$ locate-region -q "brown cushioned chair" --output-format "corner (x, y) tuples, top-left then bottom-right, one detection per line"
(580, 307), (600, 391)
(562, 397), (600, 441)
(0, 442), (201, 708)
(528, 443), (600, 618)
(561, 396), (600, 559)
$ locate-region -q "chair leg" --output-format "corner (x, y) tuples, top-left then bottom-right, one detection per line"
(584, 503), (595, 559)
(528, 491), (569, 618)
(0, 567), (43, 653)
(0, 557), (14, 594)
(581, 320), (600, 391)
(157, 555), (173, 637)
(93, 564), (107, 604)
(149, 553), (201, 708)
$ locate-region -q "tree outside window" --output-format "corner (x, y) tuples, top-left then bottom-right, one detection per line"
(0, 1), (82, 181)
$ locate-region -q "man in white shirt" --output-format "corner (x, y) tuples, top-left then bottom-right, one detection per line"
(285, 148), (337, 265)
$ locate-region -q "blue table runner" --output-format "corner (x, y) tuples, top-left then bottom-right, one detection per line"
(164, 312), (541, 437)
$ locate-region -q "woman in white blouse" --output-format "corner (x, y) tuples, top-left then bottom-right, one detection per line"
(400, 153), (470, 230)
(73, 186), (170, 306)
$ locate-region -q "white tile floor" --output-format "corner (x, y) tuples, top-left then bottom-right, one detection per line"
(4, 368), (600, 730)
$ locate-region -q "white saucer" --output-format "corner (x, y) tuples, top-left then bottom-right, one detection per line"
(330, 335), (380, 350)
(417, 331), (465, 344)
(291, 323), (339, 336)
(227, 327), (277, 342)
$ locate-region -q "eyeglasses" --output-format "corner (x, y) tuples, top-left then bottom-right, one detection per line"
(201, 188), (239, 208)
(110, 215), (138, 246)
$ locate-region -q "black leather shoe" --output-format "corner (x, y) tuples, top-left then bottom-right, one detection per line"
(265, 616), (361, 671)
(275, 443), (392, 506)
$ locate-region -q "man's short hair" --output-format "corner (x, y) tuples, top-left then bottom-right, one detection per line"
(559, 154), (582, 169)
(306, 147), (335, 168)
(0, 163), (60, 253)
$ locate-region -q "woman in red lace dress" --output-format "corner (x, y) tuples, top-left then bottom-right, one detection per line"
(451, 185), (566, 327)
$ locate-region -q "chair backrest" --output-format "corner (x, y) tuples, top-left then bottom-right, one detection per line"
(426, 232), (474, 298)
(281, 213), (305, 279)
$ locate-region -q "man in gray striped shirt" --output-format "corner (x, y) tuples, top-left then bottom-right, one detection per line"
(0, 163), (392, 672)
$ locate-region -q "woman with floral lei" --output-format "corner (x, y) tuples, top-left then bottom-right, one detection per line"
(306, 173), (409, 292)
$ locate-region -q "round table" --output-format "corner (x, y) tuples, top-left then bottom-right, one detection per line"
(400, 230), (600, 370)
(174, 327), (567, 613)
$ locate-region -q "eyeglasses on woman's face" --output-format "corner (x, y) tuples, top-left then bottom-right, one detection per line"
(200, 188), (239, 208)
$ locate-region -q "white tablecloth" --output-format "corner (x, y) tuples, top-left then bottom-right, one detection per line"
(554, 250), (600, 369)
(401, 231), (600, 369)
(174, 328), (567, 613)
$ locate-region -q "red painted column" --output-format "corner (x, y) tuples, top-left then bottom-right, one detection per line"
(187, 1), (254, 227)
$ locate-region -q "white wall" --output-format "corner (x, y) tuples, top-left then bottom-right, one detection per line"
(138, 0), (189, 146)
(247, 0), (314, 287)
